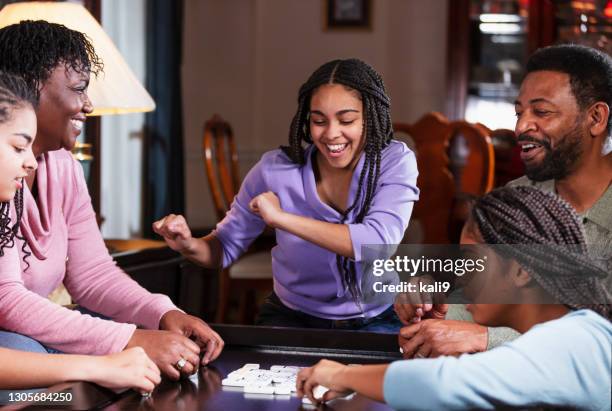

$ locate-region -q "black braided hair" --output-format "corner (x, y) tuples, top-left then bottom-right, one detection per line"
(0, 71), (37, 268)
(472, 186), (611, 321)
(0, 20), (103, 99)
(282, 58), (393, 304)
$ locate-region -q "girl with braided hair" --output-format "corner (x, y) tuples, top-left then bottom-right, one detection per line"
(155, 58), (419, 330)
(297, 186), (610, 410)
(0, 71), (160, 395)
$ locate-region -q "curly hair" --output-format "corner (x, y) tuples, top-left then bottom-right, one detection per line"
(527, 44), (612, 134)
(0, 20), (103, 99)
(0, 71), (36, 267)
(472, 186), (611, 321)
(282, 58), (393, 304)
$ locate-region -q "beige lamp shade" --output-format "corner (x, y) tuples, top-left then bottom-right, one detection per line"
(0, 1), (155, 116)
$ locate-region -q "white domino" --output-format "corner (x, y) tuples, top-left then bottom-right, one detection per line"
(188, 371), (199, 387)
(222, 378), (246, 387)
(272, 372), (293, 382)
(273, 384), (292, 395)
(223, 364), (323, 399)
(244, 384), (275, 394)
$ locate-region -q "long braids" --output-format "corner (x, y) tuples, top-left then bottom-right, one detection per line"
(472, 186), (611, 321)
(0, 71), (37, 268)
(283, 59), (393, 304)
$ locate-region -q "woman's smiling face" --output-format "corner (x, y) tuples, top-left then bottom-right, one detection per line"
(309, 83), (365, 170)
(34, 64), (93, 154)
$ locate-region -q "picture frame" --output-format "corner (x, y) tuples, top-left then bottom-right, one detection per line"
(325, 0), (372, 30)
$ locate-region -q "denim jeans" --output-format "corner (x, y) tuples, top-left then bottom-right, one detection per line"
(0, 331), (50, 404)
(256, 292), (403, 333)
(0, 306), (108, 403)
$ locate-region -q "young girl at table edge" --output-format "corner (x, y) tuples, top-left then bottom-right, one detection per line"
(296, 186), (611, 411)
(0, 71), (160, 393)
(154, 58), (419, 330)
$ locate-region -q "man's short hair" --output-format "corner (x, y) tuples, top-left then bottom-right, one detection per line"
(526, 44), (612, 135)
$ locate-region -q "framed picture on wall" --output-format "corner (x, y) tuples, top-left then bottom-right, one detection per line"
(325, 0), (371, 30)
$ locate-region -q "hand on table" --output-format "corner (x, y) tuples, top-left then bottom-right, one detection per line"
(249, 191), (283, 227)
(152, 214), (194, 253)
(398, 319), (488, 359)
(125, 328), (201, 381)
(92, 347), (161, 394)
(297, 359), (353, 404)
(160, 310), (224, 366)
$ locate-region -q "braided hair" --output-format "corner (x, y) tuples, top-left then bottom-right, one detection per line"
(282, 58), (393, 304)
(472, 186), (611, 320)
(0, 20), (103, 99)
(0, 71), (37, 267)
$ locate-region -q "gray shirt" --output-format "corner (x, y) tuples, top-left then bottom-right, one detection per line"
(508, 175), (612, 273)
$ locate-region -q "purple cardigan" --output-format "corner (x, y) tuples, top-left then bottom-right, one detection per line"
(0, 150), (177, 355)
(214, 141), (419, 319)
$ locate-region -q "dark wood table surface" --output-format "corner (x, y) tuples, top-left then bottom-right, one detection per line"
(7, 325), (403, 411)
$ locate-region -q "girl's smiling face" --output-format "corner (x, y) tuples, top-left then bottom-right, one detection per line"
(0, 105), (37, 202)
(309, 83), (365, 170)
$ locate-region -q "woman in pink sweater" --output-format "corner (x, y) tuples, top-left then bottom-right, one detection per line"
(0, 72), (160, 395)
(0, 20), (223, 380)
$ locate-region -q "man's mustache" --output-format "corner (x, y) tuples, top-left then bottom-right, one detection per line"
(516, 134), (552, 150)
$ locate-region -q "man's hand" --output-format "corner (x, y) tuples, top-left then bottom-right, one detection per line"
(159, 310), (224, 366)
(398, 319), (488, 359)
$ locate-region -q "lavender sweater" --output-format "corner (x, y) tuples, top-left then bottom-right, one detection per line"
(0, 150), (177, 355)
(214, 141), (419, 319)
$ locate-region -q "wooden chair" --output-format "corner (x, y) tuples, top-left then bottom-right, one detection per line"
(394, 113), (456, 244)
(449, 120), (495, 195)
(476, 125), (524, 187)
(203, 114), (273, 324)
(393, 112), (495, 243)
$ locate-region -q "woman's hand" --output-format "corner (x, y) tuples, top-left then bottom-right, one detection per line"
(393, 275), (448, 325)
(249, 191), (283, 227)
(394, 302), (449, 325)
(91, 347), (161, 394)
(297, 359), (353, 404)
(159, 310), (224, 366)
(153, 214), (194, 253)
(124, 329), (202, 381)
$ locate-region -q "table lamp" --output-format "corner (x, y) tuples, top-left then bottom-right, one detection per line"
(0, 1), (155, 181)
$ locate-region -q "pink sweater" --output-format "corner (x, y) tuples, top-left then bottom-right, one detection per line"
(0, 149), (178, 355)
